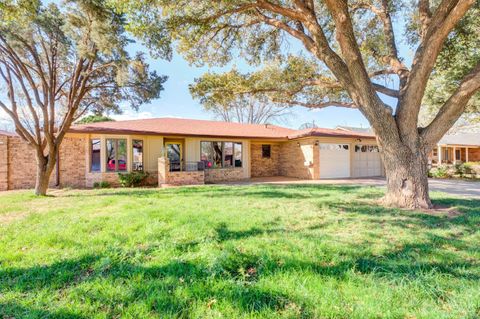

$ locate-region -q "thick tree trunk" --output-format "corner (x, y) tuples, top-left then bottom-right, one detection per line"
(381, 146), (432, 209)
(34, 152), (56, 196)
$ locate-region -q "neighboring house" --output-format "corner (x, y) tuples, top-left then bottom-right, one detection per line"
(429, 133), (480, 165)
(0, 118), (383, 190)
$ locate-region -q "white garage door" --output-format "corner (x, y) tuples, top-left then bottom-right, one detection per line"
(319, 144), (351, 178)
(353, 145), (382, 177)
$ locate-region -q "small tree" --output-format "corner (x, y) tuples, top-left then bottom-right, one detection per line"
(0, 0), (166, 195)
(190, 69), (291, 124)
(120, 0), (480, 208)
(76, 114), (115, 124)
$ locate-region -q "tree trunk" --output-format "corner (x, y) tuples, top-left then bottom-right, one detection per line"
(34, 152), (56, 196)
(381, 146), (432, 209)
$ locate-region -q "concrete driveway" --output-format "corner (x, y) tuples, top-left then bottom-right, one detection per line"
(241, 177), (480, 199)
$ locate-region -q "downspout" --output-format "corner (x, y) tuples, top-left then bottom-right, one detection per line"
(55, 151), (60, 187)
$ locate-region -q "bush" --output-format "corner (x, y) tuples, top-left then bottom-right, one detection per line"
(429, 165), (450, 178)
(464, 162), (480, 178)
(118, 171), (149, 187)
(93, 181), (111, 188)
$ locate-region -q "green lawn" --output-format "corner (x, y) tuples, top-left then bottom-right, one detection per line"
(0, 185), (479, 319)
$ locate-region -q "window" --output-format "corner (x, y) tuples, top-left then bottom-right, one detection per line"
(90, 139), (101, 172)
(355, 145), (378, 152)
(321, 144), (349, 151)
(262, 144), (271, 158)
(106, 139), (127, 172)
(132, 140), (143, 171)
(234, 143), (242, 167)
(224, 142), (234, 167)
(201, 141), (243, 168)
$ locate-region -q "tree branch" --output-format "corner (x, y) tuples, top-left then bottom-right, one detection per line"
(396, 0), (475, 145)
(422, 62), (480, 149)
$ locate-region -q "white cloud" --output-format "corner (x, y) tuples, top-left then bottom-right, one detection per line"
(110, 110), (155, 121)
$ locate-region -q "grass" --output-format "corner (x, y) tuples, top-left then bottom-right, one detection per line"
(0, 184), (479, 319)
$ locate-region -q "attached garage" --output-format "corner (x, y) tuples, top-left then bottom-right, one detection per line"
(319, 143), (351, 178)
(352, 145), (383, 177)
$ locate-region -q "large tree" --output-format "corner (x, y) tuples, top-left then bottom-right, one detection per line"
(120, 0), (480, 209)
(0, 0), (166, 195)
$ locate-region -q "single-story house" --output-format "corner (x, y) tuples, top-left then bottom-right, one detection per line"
(0, 118), (385, 190)
(429, 133), (480, 165)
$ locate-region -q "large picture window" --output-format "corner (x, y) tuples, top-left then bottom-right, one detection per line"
(201, 141), (242, 168)
(132, 140), (143, 171)
(106, 139), (127, 172)
(90, 139), (101, 172)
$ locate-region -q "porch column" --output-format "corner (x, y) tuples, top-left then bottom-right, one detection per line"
(466, 147), (469, 162)
(453, 146), (456, 164)
(438, 145), (442, 164)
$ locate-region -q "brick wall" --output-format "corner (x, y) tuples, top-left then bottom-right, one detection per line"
(204, 168), (245, 183)
(58, 137), (87, 188)
(468, 148), (480, 162)
(3, 135), (87, 190)
(0, 136), (8, 191)
(278, 139), (317, 179)
(250, 143), (280, 177)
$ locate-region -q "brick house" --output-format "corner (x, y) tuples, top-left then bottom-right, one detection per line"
(1, 118), (395, 190)
(428, 133), (480, 166)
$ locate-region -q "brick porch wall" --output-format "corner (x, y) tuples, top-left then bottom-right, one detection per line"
(204, 168), (245, 183)
(250, 143), (280, 177)
(167, 171), (204, 185)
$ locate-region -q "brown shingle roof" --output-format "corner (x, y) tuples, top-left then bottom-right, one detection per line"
(69, 117), (376, 140)
(69, 117), (297, 139)
(288, 127), (376, 139)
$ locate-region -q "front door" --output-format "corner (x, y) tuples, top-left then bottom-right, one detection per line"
(166, 143), (182, 171)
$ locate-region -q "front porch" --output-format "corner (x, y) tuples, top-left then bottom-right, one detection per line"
(431, 145), (480, 165)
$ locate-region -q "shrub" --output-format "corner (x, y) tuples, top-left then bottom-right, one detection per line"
(465, 162), (480, 178)
(118, 171), (149, 187)
(429, 165), (450, 178)
(93, 181), (111, 188)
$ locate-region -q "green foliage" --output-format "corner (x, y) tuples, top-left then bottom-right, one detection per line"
(421, 3), (480, 128)
(76, 115), (115, 124)
(0, 185), (479, 317)
(189, 56), (349, 111)
(429, 165), (450, 178)
(93, 181), (111, 188)
(118, 171), (149, 187)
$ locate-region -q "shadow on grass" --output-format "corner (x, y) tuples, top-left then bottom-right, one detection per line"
(0, 302), (88, 319)
(324, 196), (480, 232)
